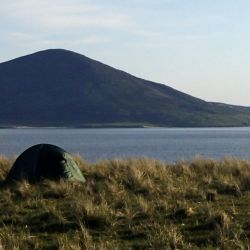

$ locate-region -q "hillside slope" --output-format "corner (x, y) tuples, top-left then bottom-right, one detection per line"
(0, 49), (250, 127)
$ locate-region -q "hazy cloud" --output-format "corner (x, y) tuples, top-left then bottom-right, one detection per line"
(1, 0), (131, 30)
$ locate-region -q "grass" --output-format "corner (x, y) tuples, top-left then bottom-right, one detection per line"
(1, 156), (250, 249)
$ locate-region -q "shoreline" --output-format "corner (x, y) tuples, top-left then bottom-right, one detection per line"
(1, 125), (250, 129)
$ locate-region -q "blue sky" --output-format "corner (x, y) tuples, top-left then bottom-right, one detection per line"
(1, 0), (250, 105)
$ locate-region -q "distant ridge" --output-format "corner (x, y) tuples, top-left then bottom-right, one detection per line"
(0, 49), (250, 127)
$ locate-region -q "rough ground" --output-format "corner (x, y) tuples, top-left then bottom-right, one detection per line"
(1, 156), (250, 249)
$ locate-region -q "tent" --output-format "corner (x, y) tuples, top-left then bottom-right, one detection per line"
(6, 144), (86, 183)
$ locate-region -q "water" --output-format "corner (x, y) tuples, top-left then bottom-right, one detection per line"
(0, 127), (250, 162)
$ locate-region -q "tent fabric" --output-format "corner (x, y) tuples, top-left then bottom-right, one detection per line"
(7, 144), (85, 183)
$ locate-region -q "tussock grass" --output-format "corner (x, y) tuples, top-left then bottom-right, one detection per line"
(1, 156), (250, 249)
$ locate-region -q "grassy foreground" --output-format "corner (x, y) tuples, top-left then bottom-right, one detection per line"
(1, 156), (250, 249)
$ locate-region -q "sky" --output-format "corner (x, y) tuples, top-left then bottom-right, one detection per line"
(1, 0), (250, 106)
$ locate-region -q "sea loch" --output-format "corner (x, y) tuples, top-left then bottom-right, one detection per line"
(0, 127), (250, 162)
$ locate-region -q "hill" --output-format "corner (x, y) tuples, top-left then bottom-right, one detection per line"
(0, 49), (250, 127)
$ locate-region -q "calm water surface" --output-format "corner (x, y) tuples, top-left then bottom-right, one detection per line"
(0, 127), (250, 162)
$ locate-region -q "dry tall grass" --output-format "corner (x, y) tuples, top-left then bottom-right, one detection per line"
(1, 156), (250, 249)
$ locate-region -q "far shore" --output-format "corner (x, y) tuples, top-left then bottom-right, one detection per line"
(1, 124), (250, 129)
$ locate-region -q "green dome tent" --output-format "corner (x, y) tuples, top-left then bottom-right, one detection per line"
(6, 144), (86, 183)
